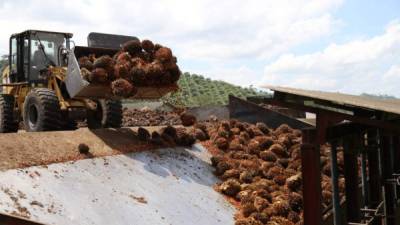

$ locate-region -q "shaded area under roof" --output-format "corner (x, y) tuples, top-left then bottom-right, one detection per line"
(262, 85), (400, 116)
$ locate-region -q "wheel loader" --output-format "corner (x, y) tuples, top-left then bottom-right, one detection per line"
(0, 30), (177, 132)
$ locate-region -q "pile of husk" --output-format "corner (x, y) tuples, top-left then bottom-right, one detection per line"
(78, 39), (181, 97)
(122, 108), (182, 127)
(194, 120), (345, 225)
(121, 108), (197, 127)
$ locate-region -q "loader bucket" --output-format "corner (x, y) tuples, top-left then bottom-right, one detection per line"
(65, 46), (117, 99)
(87, 32), (139, 49)
(65, 46), (178, 100)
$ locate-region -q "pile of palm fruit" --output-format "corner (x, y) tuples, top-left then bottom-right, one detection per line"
(198, 120), (345, 225)
(126, 113), (347, 225)
(78, 39), (181, 97)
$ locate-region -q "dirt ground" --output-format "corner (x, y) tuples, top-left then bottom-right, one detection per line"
(0, 127), (171, 171)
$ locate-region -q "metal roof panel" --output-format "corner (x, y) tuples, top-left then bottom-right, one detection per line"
(263, 85), (400, 115)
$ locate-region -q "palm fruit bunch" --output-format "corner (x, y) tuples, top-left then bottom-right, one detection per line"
(136, 125), (196, 147)
(77, 38), (181, 98)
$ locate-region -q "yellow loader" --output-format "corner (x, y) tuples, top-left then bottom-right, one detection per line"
(0, 30), (176, 132)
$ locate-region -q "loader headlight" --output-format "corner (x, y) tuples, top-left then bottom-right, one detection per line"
(59, 47), (69, 66)
(60, 48), (68, 57)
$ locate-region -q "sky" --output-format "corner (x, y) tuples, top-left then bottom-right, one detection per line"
(0, 0), (399, 96)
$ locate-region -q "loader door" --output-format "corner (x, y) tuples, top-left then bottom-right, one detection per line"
(8, 37), (18, 83)
(8, 34), (29, 83)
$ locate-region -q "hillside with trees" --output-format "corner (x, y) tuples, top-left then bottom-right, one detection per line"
(162, 72), (268, 107)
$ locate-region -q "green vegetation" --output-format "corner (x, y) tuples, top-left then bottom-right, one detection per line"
(162, 72), (268, 107)
(0, 56), (7, 74)
(361, 93), (397, 100)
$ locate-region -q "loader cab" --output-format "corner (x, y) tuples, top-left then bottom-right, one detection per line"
(8, 30), (72, 84)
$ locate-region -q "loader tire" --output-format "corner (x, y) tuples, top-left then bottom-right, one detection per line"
(87, 100), (122, 129)
(23, 88), (62, 132)
(0, 94), (18, 133)
(61, 119), (78, 130)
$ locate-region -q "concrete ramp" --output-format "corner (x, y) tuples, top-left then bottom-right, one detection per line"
(0, 144), (235, 225)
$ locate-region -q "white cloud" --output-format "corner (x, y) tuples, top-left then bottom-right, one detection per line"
(1, 0), (398, 97)
(0, 0), (351, 93)
(0, 0), (342, 60)
(384, 65), (400, 80)
(262, 20), (400, 96)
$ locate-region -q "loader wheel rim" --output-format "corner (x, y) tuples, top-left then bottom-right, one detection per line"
(28, 105), (39, 127)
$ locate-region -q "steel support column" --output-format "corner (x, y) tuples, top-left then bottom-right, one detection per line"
(301, 128), (322, 225)
(367, 129), (383, 225)
(393, 136), (400, 202)
(343, 135), (361, 223)
(381, 133), (397, 225)
(360, 137), (369, 208)
(330, 139), (343, 225)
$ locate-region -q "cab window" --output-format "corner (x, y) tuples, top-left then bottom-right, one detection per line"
(31, 40), (56, 63)
(23, 38), (29, 80)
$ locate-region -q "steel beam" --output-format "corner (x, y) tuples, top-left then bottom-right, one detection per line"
(259, 98), (400, 132)
(228, 95), (311, 129)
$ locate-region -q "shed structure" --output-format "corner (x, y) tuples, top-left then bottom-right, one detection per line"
(257, 85), (400, 225)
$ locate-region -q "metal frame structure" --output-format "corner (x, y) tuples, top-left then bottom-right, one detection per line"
(260, 86), (400, 225)
(228, 95), (312, 129)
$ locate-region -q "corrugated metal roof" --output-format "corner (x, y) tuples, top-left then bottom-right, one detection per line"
(263, 85), (400, 115)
